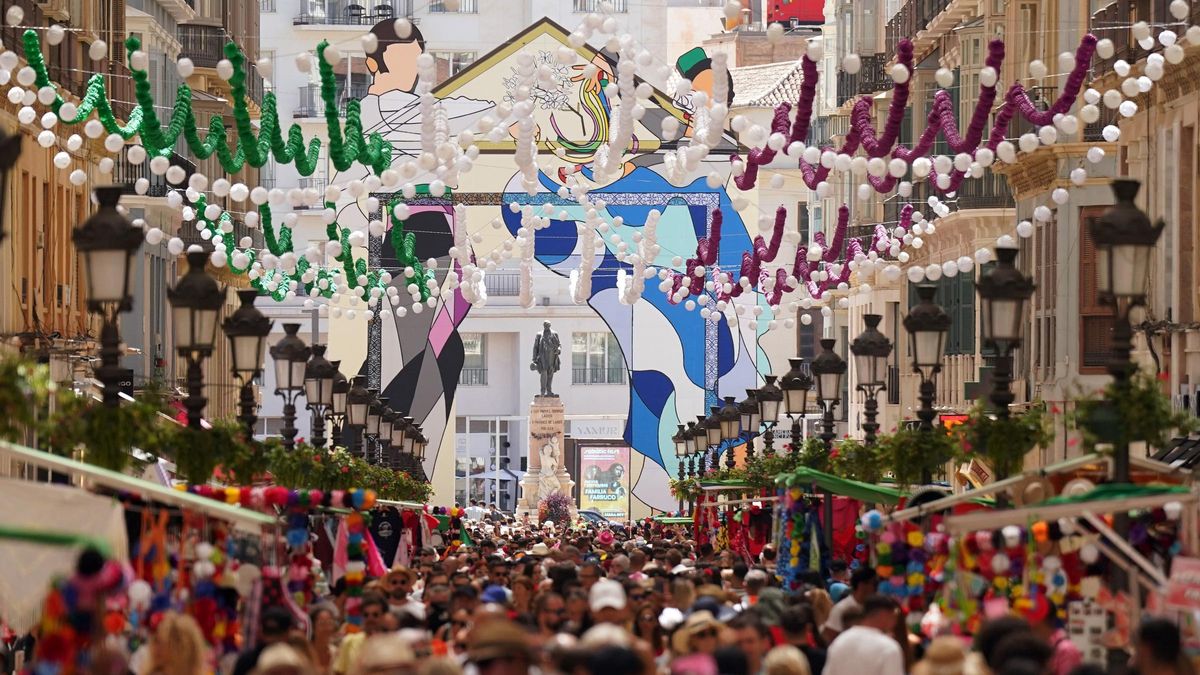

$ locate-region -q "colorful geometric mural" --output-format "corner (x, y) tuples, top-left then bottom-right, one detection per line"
(333, 18), (782, 512)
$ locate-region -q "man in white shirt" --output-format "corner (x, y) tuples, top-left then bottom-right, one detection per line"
(823, 595), (905, 675)
(465, 500), (485, 521)
(821, 567), (878, 644)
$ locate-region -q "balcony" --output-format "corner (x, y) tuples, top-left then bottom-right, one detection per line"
(484, 272), (520, 297)
(294, 82), (370, 119)
(178, 24), (227, 70)
(836, 54), (889, 105)
(295, 1), (415, 26)
(572, 367), (627, 385)
(458, 367), (488, 386)
(112, 152), (196, 199)
(953, 171), (1013, 210)
(1090, 0), (1191, 75)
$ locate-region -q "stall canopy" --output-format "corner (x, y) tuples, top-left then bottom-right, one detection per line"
(777, 466), (907, 505)
(0, 440), (277, 533)
(654, 516), (694, 524)
(944, 482), (1196, 534)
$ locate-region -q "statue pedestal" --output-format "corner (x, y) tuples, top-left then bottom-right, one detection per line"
(518, 395), (576, 520)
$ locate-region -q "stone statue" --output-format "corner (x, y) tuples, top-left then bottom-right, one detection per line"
(537, 436), (562, 502)
(531, 321), (561, 397)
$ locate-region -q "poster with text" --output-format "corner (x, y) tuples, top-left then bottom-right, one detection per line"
(579, 446), (631, 521)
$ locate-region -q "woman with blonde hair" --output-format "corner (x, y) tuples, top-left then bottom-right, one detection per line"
(670, 578), (696, 612)
(804, 589), (833, 640)
(763, 645), (812, 675)
(147, 612), (211, 675)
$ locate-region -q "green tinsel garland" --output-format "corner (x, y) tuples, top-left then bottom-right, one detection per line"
(22, 32), (391, 177)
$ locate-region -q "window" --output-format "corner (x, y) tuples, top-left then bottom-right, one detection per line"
(259, 0), (275, 11)
(574, 0), (629, 11)
(1079, 208), (1115, 371)
(432, 51), (476, 78)
(572, 333), (626, 384)
(907, 270), (975, 357)
(430, 0), (478, 12)
(459, 333), (487, 385)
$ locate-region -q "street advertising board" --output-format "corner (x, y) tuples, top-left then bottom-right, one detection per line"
(579, 445), (630, 520)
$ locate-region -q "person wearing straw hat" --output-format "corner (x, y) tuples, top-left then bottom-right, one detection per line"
(671, 610), (722, 657)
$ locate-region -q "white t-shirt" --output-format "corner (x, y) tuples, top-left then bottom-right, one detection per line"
(822, 595), (862, 634)
(822, 626), (905, 675)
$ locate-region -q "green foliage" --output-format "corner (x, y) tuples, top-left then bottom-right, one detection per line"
(955, 403), (1052, 479)
(40, 386), (167, 472)
(875, 425), (958, 488)
(0, 356), (51, 442)
(796, 436), (831, 473)
(830, 437), (885, 484)
(1074, 372), (1197, 452)
(669, 476), (701, 501)
(163, 421), (247, 484)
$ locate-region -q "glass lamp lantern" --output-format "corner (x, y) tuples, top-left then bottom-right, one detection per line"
(222, 289), (273, 383)
(850, 314), (893, 389)
(811, 339), (847, 406)
(977, 246), (1035, 347)
(269, 323), (311, 395)
(904, 284), (951, 380)
(169, 250), (227, 357)
(781, 358), (813, 416)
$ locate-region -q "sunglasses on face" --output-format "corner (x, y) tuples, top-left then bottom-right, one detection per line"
(696, 629), (718, 639)
(630, 593), (646, 602)
(364, 611), (385, 620)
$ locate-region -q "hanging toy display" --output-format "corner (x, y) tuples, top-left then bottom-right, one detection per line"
(31, 549), (129, 675)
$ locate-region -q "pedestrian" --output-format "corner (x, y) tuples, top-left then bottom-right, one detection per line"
(307, 603), (340, 675)
(232, 607), (297, 675)
(912, 635), (968, 675)
(1133, 617), (1196, 675)
(670, 610), (721, 657)
(820, 568), (877, 643)
(729, 612), (775, 675)
(822, 595), (905, 675)
(465, 620), (535, 675)
(762, 645), (811, 675)
(145, 612), (211, 675)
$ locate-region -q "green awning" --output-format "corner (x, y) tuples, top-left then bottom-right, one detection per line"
(1041, 483), (1189, 506)
(777, 466), (907, 505)
(654, 516), (693, 524)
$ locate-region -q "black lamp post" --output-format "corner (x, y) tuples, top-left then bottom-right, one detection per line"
(222, 289), (272, 436)
(811, 338), (846, 555)
(811, 339), (847, 450)
(365, 393), (385, 464)
(978, 245), (1035, 423)
(704, 407), (722, 475)
(329, 363), (348, 446)
(396, 413), (415, 470)
(738, 389), (761, 462)
(0, 132), (22, 244)
(304, 345), (337, 448)
(719, 396), (741, 470)
(269, 323), (310, 450)
(345, 376), (371, 458)
(1091, 178), (1164, 487)
(673, 424), (688, 513)
(850, 314), (893, 445)
(757, 375), (784, 457)
(378, 408), (395, 467)
(904, 284), (951, 433)
(73, 186), (143, 409)
(169, 250), (226, 428)
(685, 421), (700, 513)
(781, 357), (813, 458)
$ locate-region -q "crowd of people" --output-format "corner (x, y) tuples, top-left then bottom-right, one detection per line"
(130, 520), (1194, 675)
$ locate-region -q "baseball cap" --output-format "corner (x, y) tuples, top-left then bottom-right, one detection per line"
(481, 585), (510, 605)
(589, 579), (627, 612)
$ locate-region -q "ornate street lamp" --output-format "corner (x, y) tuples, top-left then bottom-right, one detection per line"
(850, 314), (893, 445)
(169, 250), (226, 428)
(304, 345), (337, 448)
(345, 376), (371, 459)
(396, 413), (415, 470)
(222, 289), (273, 436)
(978, 245), (1035, 422)
(811, 339), (847, 449)
(781, 357), (813, 458)
(329, 364), (348, 446)
(719, 396), (742, 469)
(703, 407), (722, 474)
(904, 284), (951, 432)
(365, 393), (385, 464)
(673, 424), (688, 513)
(739, 389), (761, 462)
(685, 421), (700, 483)
(269, 323), (310, 451)
(0, 132), (22, 244)
(1091, 179), (1164, 487)
(378, 408), (396, 467)
(757, 375), (784, 457)
(73, 186), (143, 409)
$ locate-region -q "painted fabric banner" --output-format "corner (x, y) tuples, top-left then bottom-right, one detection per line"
(579, 446), (631, 520)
